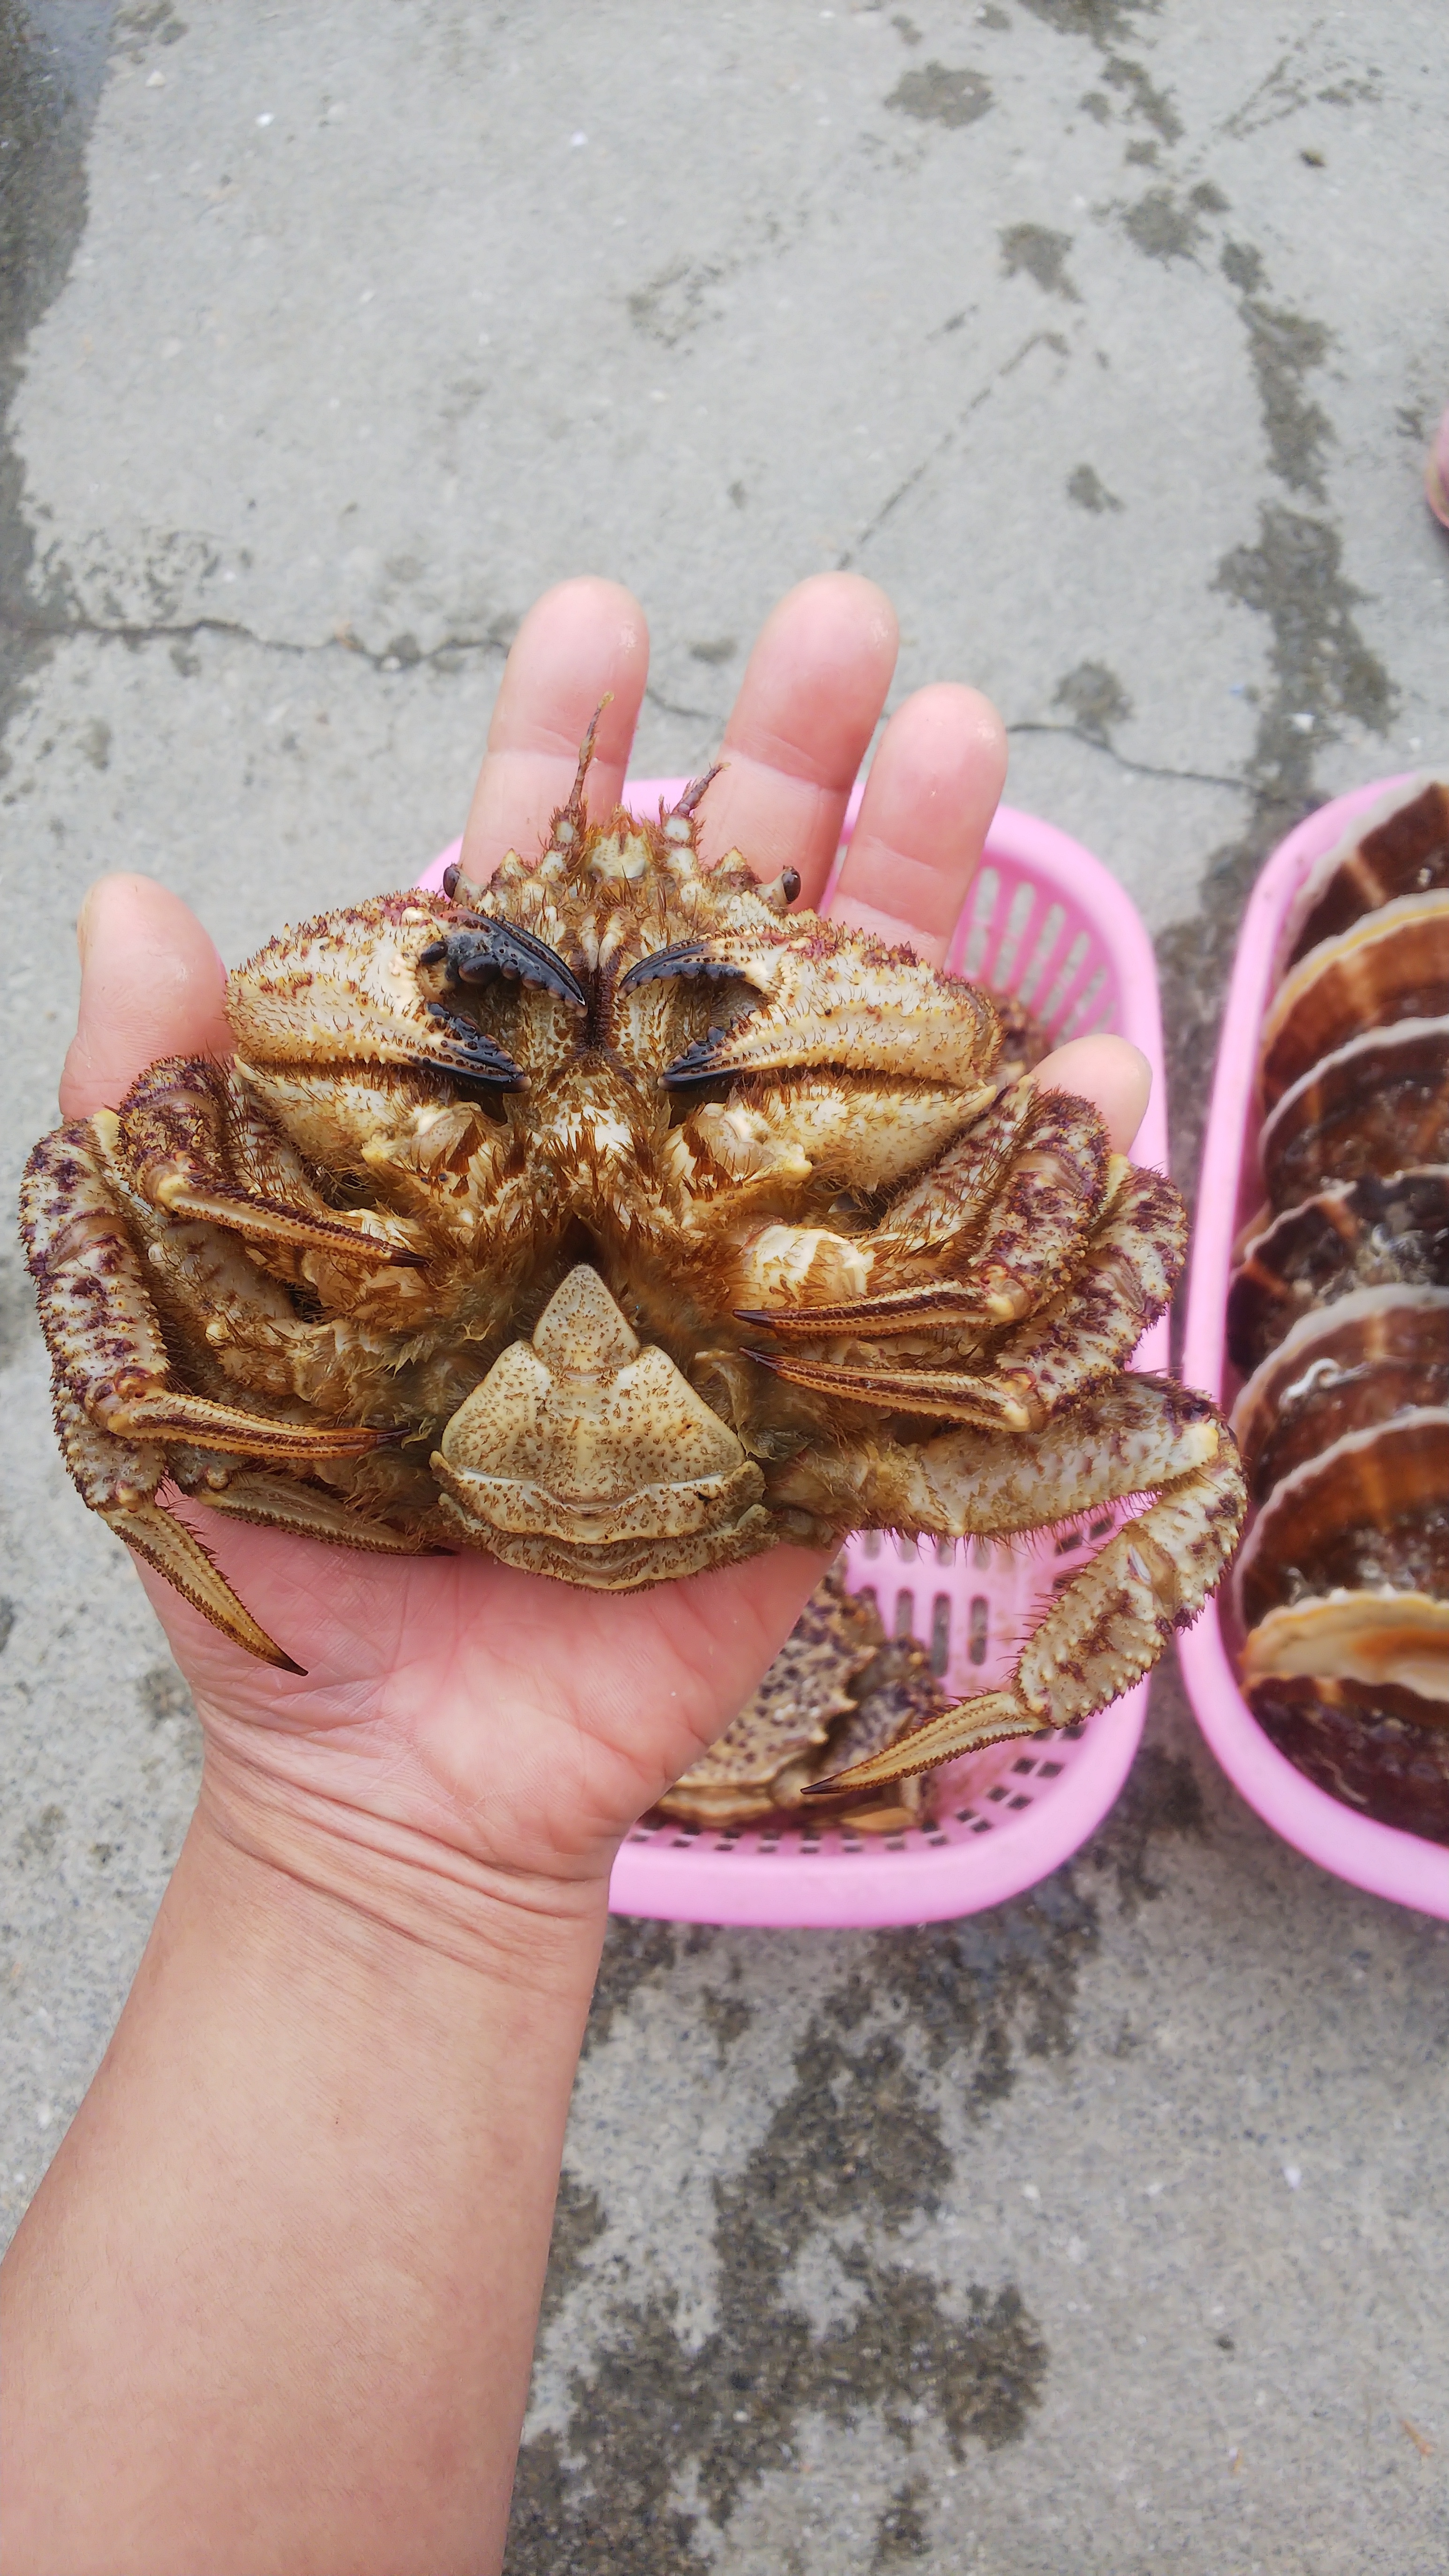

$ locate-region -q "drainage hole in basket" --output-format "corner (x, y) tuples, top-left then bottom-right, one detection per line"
(1038, 1760), (1064, 1779)
(930, 1595), (951, 1674)
(925, 1832), (950, 1846)
(986, 1785), (1010, 1804)
(894, 1589), (915, 1639)
(1054, 1529), (1083, 1555)
(953, 1808), (977, 1824)
(971, 1537), (993, 1569)
(1061, 1722), (1086, 1739)
(968, 1595), (989, 1665)
(1038, 929), (1091, 1028)
(934, 1534), (956, 1565)
(970, 1818), (993, 1833)
(861, 1530), (882, 1558)
(1089, 1516), (1114, 1541)
(1011, 1757), (1036, 1774)
(1008, 1793), (1032, 1810)
(854, 1584), (878, 1619)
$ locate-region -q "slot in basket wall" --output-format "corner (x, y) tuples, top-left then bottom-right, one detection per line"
(419, 784), (1169, 1927)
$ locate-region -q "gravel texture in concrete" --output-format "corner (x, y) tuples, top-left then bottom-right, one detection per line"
(1, 5), (1447, 2570)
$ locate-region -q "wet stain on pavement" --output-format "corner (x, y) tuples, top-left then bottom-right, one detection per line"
(506, 1913), (1074, 2572)
(1053, 658), (1132, 744)
(886, 62), (993, 131)
(0, 1), (116, 758)
(999, 222), (1080, 300)
(1066, 463), (1122, 514)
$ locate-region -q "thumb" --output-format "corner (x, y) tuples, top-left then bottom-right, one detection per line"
(59, 874), (231, 1119)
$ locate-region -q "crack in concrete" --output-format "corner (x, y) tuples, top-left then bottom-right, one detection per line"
(0, 600), (507, 675)
(1006, 717), (1246, 793)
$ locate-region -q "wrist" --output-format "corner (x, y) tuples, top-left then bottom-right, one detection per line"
(194, 1738), (611, 2001)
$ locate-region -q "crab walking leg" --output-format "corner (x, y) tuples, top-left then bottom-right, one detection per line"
(742, 1086), (1109, 1336)
(770, 1373), (1230, 1536)
(111, 1058), (426, 1268)
(808, 1442), (1247, 1793)
(21, 1127), (389, 1461)
(192, 1471), (442, 1555)
(52, 1388), (302, 1670)
(749, 1159), (1186, 1432)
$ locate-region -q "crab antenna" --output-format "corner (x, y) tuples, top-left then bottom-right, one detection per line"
(560, 696), (611, 832)
(670, 762), (723, 825)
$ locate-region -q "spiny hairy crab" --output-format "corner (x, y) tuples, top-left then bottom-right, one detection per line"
(22, 734), (1244, 1795)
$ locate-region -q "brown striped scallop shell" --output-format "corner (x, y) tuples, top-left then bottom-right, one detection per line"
(1244, 1672), (1449, 1843)
(1258, 891), (1449, 1108)
(1226, 1166), (1449, 1374)
(1229, 1284), (1449, 1502)
(1259, 1018), (1449, 1211)
(1279, 775), (1449, 970)
(1234, 1406), (1449, 1635)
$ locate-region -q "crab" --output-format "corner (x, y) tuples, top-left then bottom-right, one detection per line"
(21, 732), (1245, 1794)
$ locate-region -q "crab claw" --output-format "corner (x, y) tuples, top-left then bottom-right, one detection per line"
(419, 920), (587, 1011)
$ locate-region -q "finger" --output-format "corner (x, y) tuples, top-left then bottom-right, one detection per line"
(1034, 1035), (1152, 1155)
(694, 574), (898, 902)
(456, 578), (650, 885)
(828, 683), (1007, 969)
(59, 875), (229, 1120)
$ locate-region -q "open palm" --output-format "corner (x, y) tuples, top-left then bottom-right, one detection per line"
(59, 574), (1146, 1900)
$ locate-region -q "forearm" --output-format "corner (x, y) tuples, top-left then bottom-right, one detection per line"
(0, 1775), (607, 2576)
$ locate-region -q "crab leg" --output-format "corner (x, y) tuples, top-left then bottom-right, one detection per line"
(192, 1472), (441, 1555)
(112, 1059), (426, 1267)
(22, 1127), (389, 1461)
(749, 1161), (1186, 1432)
(805, 1438), (1247, 1794)
(770, 1373), (1230, 1535)
(52, 1388), (301, 1670)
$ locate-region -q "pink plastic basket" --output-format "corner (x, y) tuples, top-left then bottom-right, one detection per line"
(418, 782), (1168, 1926)
(1178, 775), (1449, 1919)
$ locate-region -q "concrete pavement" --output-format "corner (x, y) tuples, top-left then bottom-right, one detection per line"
(2, 5), (1447, 2567)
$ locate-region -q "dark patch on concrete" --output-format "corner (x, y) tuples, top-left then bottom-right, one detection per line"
(1067, 463), (1122, 514)
(0, 1253), (38, 1367)
(870, 1873), (1099, 2085)
(537, 2169), (606, 2331)
(1054, 658), (1131, 743)
(112, 0), (185, 59)
(891, 10), (922, 42)
(1015, 0), (1155, 42)
(506, 2013), (1046, 2571)
(688, 635), (737, 666)
(0, 3), (118, 763)
(1080, 88), (1111, 122)
(1082, 1725), (1207, 1918)
(873, 2471), (931, 2562)
(79, 714), (109, 767)
(138, 1658), (194, 1728)
(1123, 137), (1157, 166)
(627, 256), (729, 349)
(1221, 238), (1264, 295)
(1236, 300), (1334, 502)
(999, 222), (1079, 301)
(1102, 52), (1181, 141)
(15, 1799), (64, 1863)
(701, 1985), (753, 2058)
(977, 4), (1011, 27)
(0, 1596), (14, 1653)
(580, 1911), (680, 2056)
(1121, 184), (1203, 262)
(886, 61), (993, 130)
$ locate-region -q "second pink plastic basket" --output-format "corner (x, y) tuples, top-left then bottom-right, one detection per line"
(1178, 775), (1449, 1919)
(418, 782), (1169, 1926)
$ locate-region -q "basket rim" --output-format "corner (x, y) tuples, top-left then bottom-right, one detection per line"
(1178, 771), (1449, 1919)
(418, 785), (1168, 1927)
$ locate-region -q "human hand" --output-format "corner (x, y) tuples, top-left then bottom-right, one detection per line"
(58, 574), (1149, 1921)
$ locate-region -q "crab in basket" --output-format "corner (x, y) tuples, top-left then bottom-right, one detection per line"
(21, 732), (1244, 1796)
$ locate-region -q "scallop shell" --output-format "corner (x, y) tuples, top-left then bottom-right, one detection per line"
(1259, 1017), (1449, 1211)
(1245, 1674), (1449, 1844)
(1259, 891), (1449, 1109)
(1279, 775), (1449, 971)
(1234, 1406), (1449, 1634)
(1239, 1587), (1449, 1714)
(1229, 1284), (1449, 1502)
(1226, 1167), (1449, 1374)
